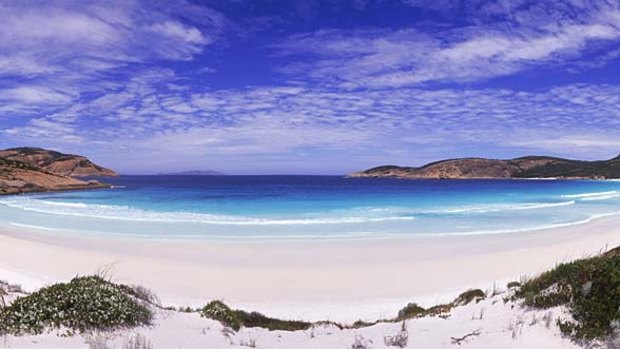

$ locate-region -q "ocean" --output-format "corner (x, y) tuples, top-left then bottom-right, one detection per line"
(1, 175), (620, 240)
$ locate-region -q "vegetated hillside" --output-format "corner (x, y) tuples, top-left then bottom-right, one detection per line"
(0, 147), (117, 177)
(349, 155), (620, 179)
(0, 151), (112, 195)
(514, 155), (620, 179)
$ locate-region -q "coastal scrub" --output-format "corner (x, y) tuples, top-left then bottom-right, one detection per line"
(517, 250), (620, 340)
(200, 300), (311, 331)
(0, 276), (152, 335)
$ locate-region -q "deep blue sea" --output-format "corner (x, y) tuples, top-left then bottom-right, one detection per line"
(1, 176), (620, 240)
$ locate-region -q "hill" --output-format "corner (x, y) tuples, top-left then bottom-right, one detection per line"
(349, 155), (620, 179)
(0, 148), (114, 195)
(0, 147), (117, 177)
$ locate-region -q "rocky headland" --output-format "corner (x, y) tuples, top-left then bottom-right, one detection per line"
(349, 155), (620, 179)
(0, 147), (116, 195)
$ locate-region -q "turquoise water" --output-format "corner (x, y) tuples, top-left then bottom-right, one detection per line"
(1, 176), (620, 240)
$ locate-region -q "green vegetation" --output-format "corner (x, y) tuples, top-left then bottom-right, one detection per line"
(453, 289), (485, 306)
(6, 248), (620, 342)
(506, 281), (521, 289)
(0, 276), (152, 335)
(5, 147), (65, 161)
(394, 289), (485, 321)
(0, 158), (43, 172)
(396, 303), (426, 320)
(514, 156), (620, 179)
(200, 300), (311, 331)
(362, 165), (414, 174)
(517, 251), (620, 340)
(356, 155), (620, 179)
(200, 301), (242, 330)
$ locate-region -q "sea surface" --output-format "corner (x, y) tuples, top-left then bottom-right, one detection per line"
(1, 176), (620, 240)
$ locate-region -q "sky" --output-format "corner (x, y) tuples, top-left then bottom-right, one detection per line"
(1, 0), (620, 174)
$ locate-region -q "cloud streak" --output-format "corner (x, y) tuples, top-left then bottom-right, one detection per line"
(276, 1), (620, 88)
(0, 0), (225, 114)
(5, 77), (620, 172)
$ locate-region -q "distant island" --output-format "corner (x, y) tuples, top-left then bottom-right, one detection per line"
(158, 170), (224, 176)
(0, 147), (116, 195)
(349, 155), (620, 179)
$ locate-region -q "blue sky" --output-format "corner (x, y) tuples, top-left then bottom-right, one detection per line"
(1, 0), (620, 174)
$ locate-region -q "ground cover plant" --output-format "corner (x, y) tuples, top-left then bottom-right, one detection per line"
(517, 249), (620, 340)
(0, 276), (152, 335)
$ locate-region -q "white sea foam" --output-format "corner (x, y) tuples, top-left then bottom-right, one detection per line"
(580, 194), (620, 201)
(434, 212), (620, 236)
(10, 212), (620, 242)
(2, 185), (618, 239)
(9, 222), (67, 232)
(428, 200), (576, 214)
(0, 195), (582, 228)
(562, 190), (617, 199)
(341, 201), (576, 217)
(0, 197), (414, 225)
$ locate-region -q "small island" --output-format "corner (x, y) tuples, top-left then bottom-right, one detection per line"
(349, 155), (620, 179)
(158, 170), (224, 176)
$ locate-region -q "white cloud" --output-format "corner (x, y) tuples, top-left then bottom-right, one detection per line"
(0, 1), (222, 67)
(4, 78), (620, 172)
(0, 0), (225, 114)
(276, 1), (620, 88)
(150, 21), (208, 44)
(0, 86), (73, 105)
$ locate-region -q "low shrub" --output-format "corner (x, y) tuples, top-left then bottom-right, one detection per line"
(396, 303), (426, 320)
(0, 276), (152, 335)
(517, 253), (620, 340)
(395, 301), (454, 321)
(424, 304), (453, 317)
(200, 300), (311, 331)
(396, 289), (485, 321)
(350, 319), (377, 328)
(240, 311), (310, 331)
(200, 301), (241, 331)
(453, 289), (485, 306)
(507, 281), (521, 289)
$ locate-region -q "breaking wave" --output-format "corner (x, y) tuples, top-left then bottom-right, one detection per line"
(0, 197), (414, 225)
(562, 191), (618, 199)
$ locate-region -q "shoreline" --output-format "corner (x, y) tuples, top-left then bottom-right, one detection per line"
(1, 214), (620, 322)
(2, 190), (620, 243)
(5, 209), (620, 243)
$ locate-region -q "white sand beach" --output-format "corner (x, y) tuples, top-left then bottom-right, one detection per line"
(0, 290), (583, 349)
(4, 0), (620, 346)
(1, 214), (620, 323)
